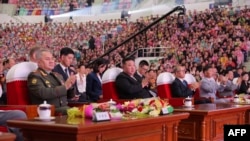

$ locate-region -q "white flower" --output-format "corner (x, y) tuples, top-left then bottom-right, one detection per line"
(132, 108), (138, 113)
(141, 106), (149, 114)
(149, 110), (160, 117)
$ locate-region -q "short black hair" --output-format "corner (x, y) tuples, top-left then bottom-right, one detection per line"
(139, 60), (149, 67)
(122, 57), (134, 65)
(60, 47), (74, 57)
(203, 65), (212, 73)
(241, 72), (249, 77)
(78, 63), (85, 69)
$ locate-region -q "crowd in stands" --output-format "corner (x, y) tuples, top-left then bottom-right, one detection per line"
(102, 0), (140, 13)
(0, 5), (250, 92)
(2, 4), (250, 140)
(16, 0), (87, 15)
(9, 0), (139, 15)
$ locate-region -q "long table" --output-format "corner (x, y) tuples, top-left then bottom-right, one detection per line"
(175, 103), (250, 141)
(7, 112), (189, 141)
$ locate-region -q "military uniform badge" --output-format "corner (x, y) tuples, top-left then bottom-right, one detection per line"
(45, 80), (51, 87)
(31, 78), (37, 84)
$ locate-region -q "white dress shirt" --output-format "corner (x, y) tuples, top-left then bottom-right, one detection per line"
(76, 73), (86, 93)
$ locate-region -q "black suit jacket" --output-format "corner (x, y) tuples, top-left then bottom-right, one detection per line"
(237, 81), (249, 94)
(86, 72), (102, 102)
(52, 64), (76, 99)
(52, 64), (75, 81)
(171, 78), (194, 98)
(115, 72), (151, 99)
(134, 72), (143, 83)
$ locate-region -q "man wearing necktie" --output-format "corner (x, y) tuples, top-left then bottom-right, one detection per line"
(52, 47), (77, 100)
(64, 68), (69, 79)
(53, 47), (75, 81)
(171, 65), (199, 98)
(27, 49), (76, 115)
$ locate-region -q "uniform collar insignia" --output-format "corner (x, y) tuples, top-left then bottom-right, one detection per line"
(39, 68), (48, 76)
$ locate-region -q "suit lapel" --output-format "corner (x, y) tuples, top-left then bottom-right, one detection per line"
(176, 78), (185, 89)
(57, 65), (68, 80)
(124, 72), (138, 83)
(93, 73), (102, 86)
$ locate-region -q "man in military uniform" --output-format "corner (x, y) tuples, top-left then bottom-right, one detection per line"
(27, 49), (76, 115)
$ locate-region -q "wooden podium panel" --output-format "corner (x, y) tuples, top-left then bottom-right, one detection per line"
(175, 103), (250, 141)
(7, 112), (189, 141)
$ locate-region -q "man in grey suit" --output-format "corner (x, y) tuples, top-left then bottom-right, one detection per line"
(217, 70), (240, 99)
(200, 65), (226, 103)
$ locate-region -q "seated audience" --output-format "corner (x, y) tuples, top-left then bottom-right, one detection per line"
(0, 63), (6, 104)
(53, 47), (77, 101)
(237, 72), (250, 94)
(134, 60), (149, 83)
(75, 63), (88, 102)
(0, 85), (27, 141)
(115, 57), (151, 99)
(134, 60), (157, 96)
(146, 69), (157, 94)
(86, 58), (108, 102)
(53, 47), (76, 81)
(217, 70), (240, 98)
(0, 110), (27, 141)
(200, 65), (227, 103)
(171, 65), (199, 98)
(27, 49), (76, 115)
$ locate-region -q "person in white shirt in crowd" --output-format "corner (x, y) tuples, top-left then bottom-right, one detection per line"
(75, 63), (88, 102)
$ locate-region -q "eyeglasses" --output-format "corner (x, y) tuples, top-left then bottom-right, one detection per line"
(141, 67), (149, 71)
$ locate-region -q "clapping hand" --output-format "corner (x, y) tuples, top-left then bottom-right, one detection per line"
(65, 75), (76, 90)
(71, 95), (80, 101)
(141, 78), (149, 88)
(190, 82), (199, 90)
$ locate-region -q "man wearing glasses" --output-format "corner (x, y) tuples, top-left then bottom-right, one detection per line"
(171, 65), (199, 98)
(134, 60), (149, 83)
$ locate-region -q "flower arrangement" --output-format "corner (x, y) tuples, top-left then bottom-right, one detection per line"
(234, 94), (250, 104)
(67, 97), (174, 121)
(121, 97), (173, 118)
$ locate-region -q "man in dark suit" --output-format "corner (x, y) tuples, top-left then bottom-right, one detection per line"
(134, 60), (157, 97)
(171, 65), (198, 98)
(134, 60), (149, 83)
(53, 47), (75, 81)
(115, 57), (151, 99)
(27, 49), (76, 115)
(52, 47), (77, 100)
